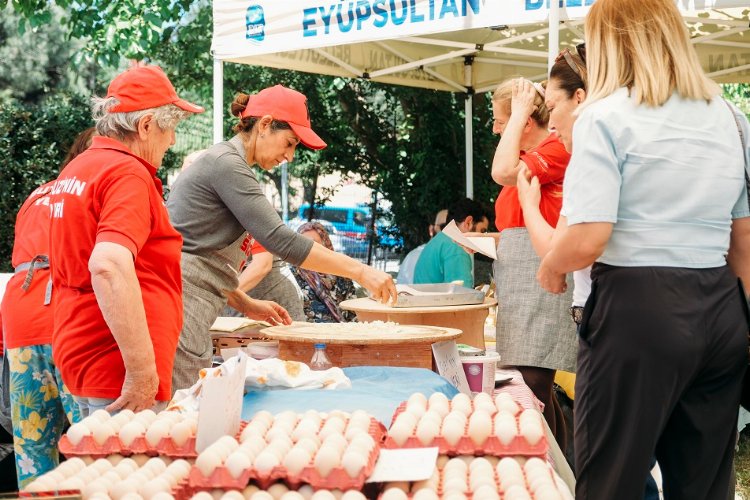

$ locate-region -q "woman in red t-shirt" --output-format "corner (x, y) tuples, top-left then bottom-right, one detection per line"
(486, 78), (577, 451)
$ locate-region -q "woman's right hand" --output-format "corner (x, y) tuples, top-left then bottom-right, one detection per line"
(357, 265), (398, 305)
(511, 78), (539, 121)
(517, 167), (542, 211)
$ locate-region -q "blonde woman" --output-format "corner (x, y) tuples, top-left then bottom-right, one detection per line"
(488, 77), (577, 452)
(537, 0), (750, 497)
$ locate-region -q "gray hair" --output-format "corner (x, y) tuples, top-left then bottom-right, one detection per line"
(91, 96), (192, 139)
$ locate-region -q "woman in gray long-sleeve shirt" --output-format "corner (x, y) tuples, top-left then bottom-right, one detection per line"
(166, 85), (397, 391)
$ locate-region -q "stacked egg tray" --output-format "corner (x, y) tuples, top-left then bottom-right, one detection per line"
(22, 455), (193, 499)
(384, 392), (548, 457)
(188, 409), (387, 492)
(187, 486), (369, 500)
(59, 409), (199, 459)
(379, 456), (574, 500)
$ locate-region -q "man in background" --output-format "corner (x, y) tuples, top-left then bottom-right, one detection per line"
(397, 209), (447, 284)
(413, 199), (488, 288)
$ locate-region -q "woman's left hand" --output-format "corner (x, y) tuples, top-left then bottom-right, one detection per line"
(537, 259), (567, 294)
(244, 299), (293, 325)
(222, 288), (293, 325)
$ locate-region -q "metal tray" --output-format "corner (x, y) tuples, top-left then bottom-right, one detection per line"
(392, 283), (486, 308)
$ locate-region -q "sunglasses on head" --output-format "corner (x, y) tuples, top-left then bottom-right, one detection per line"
(555, 43), (586, 77)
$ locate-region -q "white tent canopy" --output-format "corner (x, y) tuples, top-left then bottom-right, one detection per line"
(211, 0), (750, 196)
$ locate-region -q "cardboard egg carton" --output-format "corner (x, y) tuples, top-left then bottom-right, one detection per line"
(384, 402), (548, 457)
(59, 433), (198, 459)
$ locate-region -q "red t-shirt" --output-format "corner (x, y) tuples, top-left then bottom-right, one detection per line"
(0, 182), (56, 349)
(495, 133), (571, 231)
(49, 137), (183, 401)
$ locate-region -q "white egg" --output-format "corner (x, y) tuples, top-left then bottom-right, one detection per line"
(118, 420), (146, 447)
(91, 458), (114, 474)
(241, 422), (268, 442)
(253, 450), (281, 473)
(91, 424), (114, 446)
(282, 446), (312, 475)
(151, 493), (175, 500)
(190, 493), (214, 500)
(267, 483), (290, 497)
(318, 418), (345, 440)
(503, 485), (532, 499)
(473, 392), (497, 414)
(519, 415), (543, 445)
(341, 448), (368, 478)
(404, 403), (425, 420)
(134, 409), (157, 425)
(24, 478), (55, 492)
(195, 449), (222, 477)
(66, 422), (91, 446)
(412, 490), (439, 500)
(444, 410), (467, 426)
(535, 484), (564, 500)
(276, 409), (299, 424)
(138, 477), (171, 498)
(469, 456), (494, 474)
(493, 411), (518, 445)
(76, 467), (101, 482)
(309, 491), (336, 500)
(470, 474), (498, 491)
(313, 445), (341, 478)
(420, 410), (443, 427)
(349, 434), (375, 452)
(250, 492), (274, 500)
(472, 485), (500, 500)
(451, 393), (472, 415)
(166, 458), (191, 478)
(215, 435), (240, 452)
(415, 417), (439, 446)
(407, 392), (428, 410)
(292, 419), (319, 441)
(380, 489), (408, 500)
(302, 410), (323, 426)
(444, 457), (468, 475)
(121, 493), (145, 500)
(340, 491), (366, 500)
(145, 457), (168, 475)
(280, 493), (305, 500)
(297, 485), (315, 499)
(348, 410), (371, 428)
(168, 420), (193, 447)
(242, 485), (260, 497)
(294, 437), (320, 455)
(224, 451), (252, 479)
(241, 435), (268, 456)
(322, 434), (348, 453)
(60, 476), (86, 490)
(442, 477), (468, 494)
(91, 409), (112, 422)
(145, 420), (170, 447)
(220, 491), (244, 500)
(440, 418), (465, 446)
(388, 420), (415, 446)
(494, 392), (521, 415)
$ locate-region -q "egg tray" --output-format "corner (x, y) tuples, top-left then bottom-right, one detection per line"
(237, 416), (388, 444)
(379, 459), (570, 499)
(384, 403), (548, 458)
(16, 489), (82, 498)
(58, 433), (198, 458)
(187, 437), (380, 491)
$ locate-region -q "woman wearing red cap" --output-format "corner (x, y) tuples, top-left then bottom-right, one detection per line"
(167, 85), (397, 391)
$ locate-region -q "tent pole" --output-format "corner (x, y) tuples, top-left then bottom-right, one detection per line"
(548, 0), (560, 72)
(464, 56), (474, 199)
(213, 58), (224, 144)
(281, 161), (289, 223)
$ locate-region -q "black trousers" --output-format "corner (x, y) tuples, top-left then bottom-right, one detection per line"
(574, 264), (748, 500)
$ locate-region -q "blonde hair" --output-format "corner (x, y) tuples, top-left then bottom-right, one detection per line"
(492, 79), (550, 127)
(584, 0), (718, 108)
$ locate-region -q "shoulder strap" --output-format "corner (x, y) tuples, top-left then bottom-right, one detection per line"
(723, 99), (750, 212)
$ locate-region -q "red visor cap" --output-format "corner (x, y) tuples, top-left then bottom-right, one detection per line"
(107, 65), (204, 114)
(240, 85), (327, 150)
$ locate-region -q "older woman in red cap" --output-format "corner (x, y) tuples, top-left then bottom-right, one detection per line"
(48, 65), (203, 418)
(167, 85), (397, 391)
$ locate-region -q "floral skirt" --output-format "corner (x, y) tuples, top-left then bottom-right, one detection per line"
(7, 344), (80, 487)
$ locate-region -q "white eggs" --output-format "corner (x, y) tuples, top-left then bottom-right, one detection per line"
(440, 418), (464, 446)
(407, 392), (428, 412)
(280, 492), (306, 500)
(341, 448), (368, 478)
(253, 450), (281, 473)
(169, 420), (193, 447)
(313, 445), (340, 478)
(388, 420), (414, 446)
(467, 411), (492, 446)
(67, 422), (91, 446)
(145, 420), (170, 447)
(494, 411), (518, 445)
(473, 392), (496, 414)
(223, 451), (251, 479)
(283, 447), (312, 475)
(519, 409), (544, 445)
(380, 489), (408, 500)
(415, 417), (439, 446)
(195, 449), (222, 477)
(451, 393), (472, 415)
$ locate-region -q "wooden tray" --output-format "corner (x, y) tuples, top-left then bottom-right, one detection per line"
(260, 322), (462, 344)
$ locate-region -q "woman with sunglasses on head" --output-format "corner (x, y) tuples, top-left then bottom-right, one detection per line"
(537, 0), (750, 497)
(167, 85), (397, 391)
(485, 77), (577, 453)
(517, 44), (661, 500)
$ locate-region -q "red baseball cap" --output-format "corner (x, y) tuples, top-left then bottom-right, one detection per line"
(240, 85), (327, 150)
(107, 65), (204, 114)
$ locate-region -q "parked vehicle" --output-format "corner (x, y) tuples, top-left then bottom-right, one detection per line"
(286, 218), (368, 258)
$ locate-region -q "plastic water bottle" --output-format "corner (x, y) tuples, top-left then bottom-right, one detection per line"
(310, 343), (333, 371)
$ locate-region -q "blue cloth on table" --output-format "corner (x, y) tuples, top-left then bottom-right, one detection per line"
(242, 366), (458, 427)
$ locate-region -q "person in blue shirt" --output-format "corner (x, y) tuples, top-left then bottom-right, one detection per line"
(537, 0), (750, 497)
(413, 199), (488, 288)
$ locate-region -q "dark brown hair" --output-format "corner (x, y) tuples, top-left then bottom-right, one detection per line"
(550, 49), (587, 98)
(231, 93), (293, 134)
(62, 127), (97, 167)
